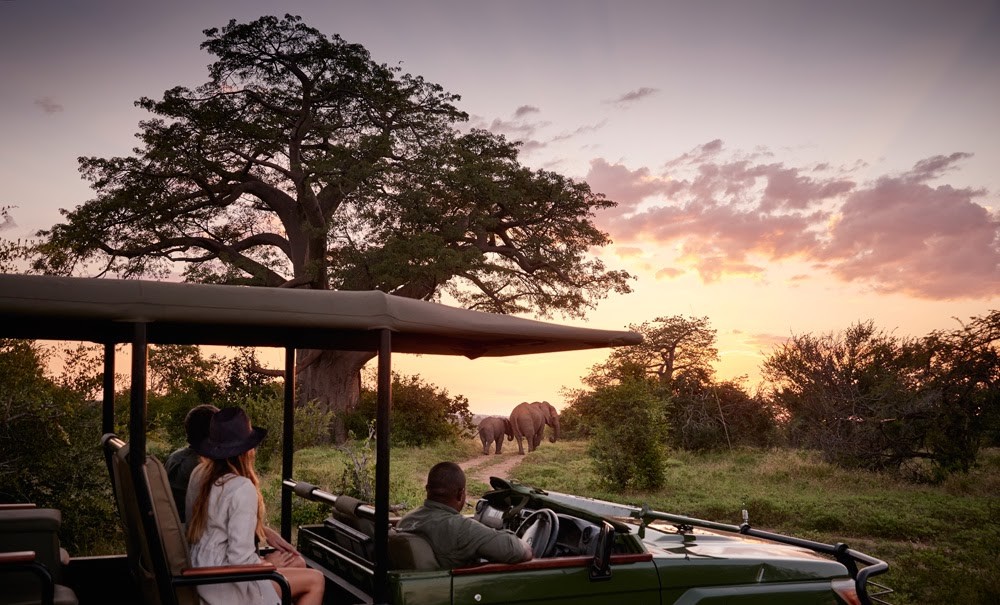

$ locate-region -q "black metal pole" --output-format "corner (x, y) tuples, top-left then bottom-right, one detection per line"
(128, 323), (147, 462)
(102, 342), (115, 434)
(281, 347), (295, 541)
(373, 329), (392, 604)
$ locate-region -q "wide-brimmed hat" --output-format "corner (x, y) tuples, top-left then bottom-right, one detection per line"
(193, 407), (267, 460)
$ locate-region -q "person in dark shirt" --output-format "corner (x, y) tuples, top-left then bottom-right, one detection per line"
(165, 404), (218, 522)
(396, 461), (532, 568)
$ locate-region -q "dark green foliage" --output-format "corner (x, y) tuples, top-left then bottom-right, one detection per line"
(764, 313), (999, 480)
(241, 394), (333, 469)
(667, 377), (783, 451)
(571, 378), (668, 491)
(0, 340), (121, 554)
(347, 372), (475, 447)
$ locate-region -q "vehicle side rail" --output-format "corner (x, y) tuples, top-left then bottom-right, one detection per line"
(284, 479), (377, 521)
(634, 506), (890, 605)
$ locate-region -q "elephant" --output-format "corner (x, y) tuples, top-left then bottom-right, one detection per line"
(478, 416), (514, 455)
(509, 401), (560, 455)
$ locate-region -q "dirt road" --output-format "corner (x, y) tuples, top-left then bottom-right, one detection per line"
(459, 449), (523, 486)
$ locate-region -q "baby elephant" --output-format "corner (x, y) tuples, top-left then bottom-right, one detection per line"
(478, 416), (514, 455)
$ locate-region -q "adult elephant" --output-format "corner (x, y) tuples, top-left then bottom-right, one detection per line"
(478, 417), (513, 455)
(509, 401), (560, 455)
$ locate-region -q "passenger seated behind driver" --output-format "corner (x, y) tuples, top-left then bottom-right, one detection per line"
(396, 461), (532, 569)
(165, 404), (218, 521)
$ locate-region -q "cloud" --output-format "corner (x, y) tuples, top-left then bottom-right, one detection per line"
(0, 212), (15, 232)
(821, 158), (999, 298)
(589, 141), (999, 299)
(655, 267), (684, 279)
(34, 97), (64, 114)
(744, 332), (791, 351)
(609, 87), (659, 105)
(514, 105), (540, 118)
(614, 246), (645, 258)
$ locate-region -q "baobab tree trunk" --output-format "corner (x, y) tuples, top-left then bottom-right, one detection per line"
(297, 349), (376, 444)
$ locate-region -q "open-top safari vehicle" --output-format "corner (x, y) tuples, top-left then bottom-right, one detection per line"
(0, 274), (890, 605)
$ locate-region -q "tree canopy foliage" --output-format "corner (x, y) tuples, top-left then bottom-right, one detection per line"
(32, 15), (631, 439)
(585, 315), (718, 390)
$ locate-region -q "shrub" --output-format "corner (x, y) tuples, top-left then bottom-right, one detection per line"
(0, 339), (121, 554)
(350, 372), (475, 446)
(241, 394), (333, 468)
(577, 377), (668, 491)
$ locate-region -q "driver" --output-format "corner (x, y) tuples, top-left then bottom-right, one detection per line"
(396, 461), (533, 569)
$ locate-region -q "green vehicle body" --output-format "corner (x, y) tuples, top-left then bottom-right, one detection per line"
(295, 480), (890, 605)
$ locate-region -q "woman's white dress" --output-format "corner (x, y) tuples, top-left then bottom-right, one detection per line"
(186, 470), (280, 605)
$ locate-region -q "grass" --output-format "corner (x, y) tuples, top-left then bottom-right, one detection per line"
(257, 437), (999, 603)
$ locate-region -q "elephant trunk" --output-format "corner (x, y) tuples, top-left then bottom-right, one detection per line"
(549, 414), (560, 443)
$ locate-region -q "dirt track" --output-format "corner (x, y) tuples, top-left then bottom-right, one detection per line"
(459, 448), (524, 486)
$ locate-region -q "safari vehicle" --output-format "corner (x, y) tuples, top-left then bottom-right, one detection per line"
(0, 274), (890, 605)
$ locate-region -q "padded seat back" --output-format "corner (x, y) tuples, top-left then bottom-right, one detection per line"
(387, 529), (440, 571)
(331, 495), (375, 536)
(0, 508), (63, 583)
(106, 438), (198, 605)
(108, 441), (160, 605)
(144, 456), (198, 605)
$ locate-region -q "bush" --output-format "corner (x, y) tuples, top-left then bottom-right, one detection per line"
(0, 340), (121, 554)
(348, 372), (474, 447)
(241, 394), (333, 468)
(576, 378), (668, 491)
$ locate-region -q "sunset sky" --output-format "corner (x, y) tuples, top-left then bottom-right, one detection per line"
(2, 0), (998, 415)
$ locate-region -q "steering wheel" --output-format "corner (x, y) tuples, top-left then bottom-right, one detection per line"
(515, 508), (560, 558)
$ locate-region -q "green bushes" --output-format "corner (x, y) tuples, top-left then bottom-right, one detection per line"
(572, 378), (668, 491)
(0, 340), (121, 555)
(346, 372), (475, 447)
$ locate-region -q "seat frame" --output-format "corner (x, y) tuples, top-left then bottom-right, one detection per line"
(102, 434), (293, 605)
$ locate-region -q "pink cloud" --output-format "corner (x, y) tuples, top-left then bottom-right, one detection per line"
(614, 246), (645, 258)
(822, 159), (999, 298)
(744, 333), (791, 351)
(584, 159), (679, 215)
(587, 141), (999, 299)
(34, 97), (64, 114)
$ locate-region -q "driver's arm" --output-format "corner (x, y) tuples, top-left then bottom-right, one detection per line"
(469, 525), (533, 564)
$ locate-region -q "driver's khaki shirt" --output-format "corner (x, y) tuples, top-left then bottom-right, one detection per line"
(397, 499), (529, 569)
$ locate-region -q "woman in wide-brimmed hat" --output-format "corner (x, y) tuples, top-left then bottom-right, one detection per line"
(186, 407), (324, 605)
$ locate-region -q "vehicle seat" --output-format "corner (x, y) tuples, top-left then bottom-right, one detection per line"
(387, 529), (440, 571)
(103, 434), (292, 605)
(0, 505), (79, 605)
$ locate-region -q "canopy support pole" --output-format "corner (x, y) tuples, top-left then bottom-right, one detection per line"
(102, 342), (115, 434)
(373, 329), (392, 604)
(281, 347), (296, 541)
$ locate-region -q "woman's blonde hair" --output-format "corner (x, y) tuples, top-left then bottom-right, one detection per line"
(186, 449), (265, 544)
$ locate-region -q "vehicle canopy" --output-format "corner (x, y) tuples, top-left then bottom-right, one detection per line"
(0, 273), (642, 603)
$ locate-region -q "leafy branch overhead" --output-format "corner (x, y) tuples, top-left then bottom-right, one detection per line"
(35, 14), (631, 318)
